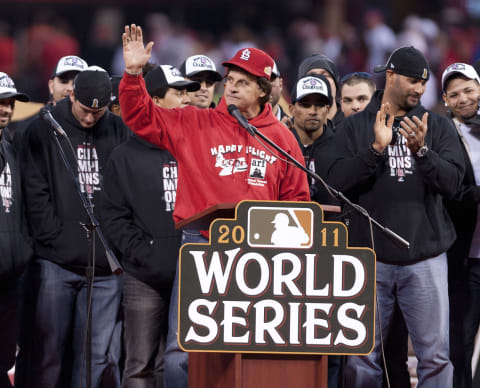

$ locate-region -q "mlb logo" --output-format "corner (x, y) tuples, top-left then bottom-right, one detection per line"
(247, 206), (313, 249)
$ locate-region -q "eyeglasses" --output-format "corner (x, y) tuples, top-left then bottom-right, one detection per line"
(340, 72), (372, 84)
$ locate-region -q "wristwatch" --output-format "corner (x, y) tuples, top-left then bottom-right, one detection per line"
(416, 145), (429, 158)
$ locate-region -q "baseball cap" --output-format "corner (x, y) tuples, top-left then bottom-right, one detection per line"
(272, 61), (281, 79)
(73, 67), (111, 109)
(0, 72), (30, 102)
(51, 55), (88, 79)
(222, 48), (274, 80)
(179, 55), (222, 82)
(297, 54), (339, 91)
(441, 63), (480, 93)
(145, 65), (200, 97)
(109, 76), (122, 106)
(374, 46), (430, 81)
(291, 74), (333, 106)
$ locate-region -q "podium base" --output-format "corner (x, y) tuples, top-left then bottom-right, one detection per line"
(189, 352), (328, 388)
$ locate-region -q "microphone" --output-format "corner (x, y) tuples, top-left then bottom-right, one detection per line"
(40, 107), (67, 137)
(227, 104), (256, 136)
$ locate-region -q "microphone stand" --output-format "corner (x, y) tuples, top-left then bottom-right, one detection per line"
(50, 128), (122, 388)
(244, 122), (410, 249)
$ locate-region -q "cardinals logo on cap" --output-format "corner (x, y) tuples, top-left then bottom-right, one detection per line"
(240, 49), (251, 61)
(264, 66), (272, 76)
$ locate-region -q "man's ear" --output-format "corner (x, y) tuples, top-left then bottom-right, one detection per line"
(48, 79), (54, 95)
(288, 103), (295, 117)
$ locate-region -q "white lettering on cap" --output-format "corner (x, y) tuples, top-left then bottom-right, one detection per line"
(240, 49), (251, 61)
(161, 65), (187, 85)
(0, 73), (17, 94)
(296, 76), (329, 101)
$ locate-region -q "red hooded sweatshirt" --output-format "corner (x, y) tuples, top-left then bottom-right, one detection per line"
(119, 72), (310, 225)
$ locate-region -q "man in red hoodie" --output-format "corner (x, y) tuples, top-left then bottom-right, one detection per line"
(119, 24), (309, 388)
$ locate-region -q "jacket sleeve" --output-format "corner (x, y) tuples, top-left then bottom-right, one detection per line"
(327, 119), (386, 193)
(21, 122), (63, 244)
(101, 155), (153, 266)
(119, 73), (198, 158)
(415, 115), (465, 199)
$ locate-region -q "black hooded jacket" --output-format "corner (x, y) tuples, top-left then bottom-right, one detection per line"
(328, 90), (465, 264)
(291, 124), (338, 206)
(101, 135), (181, 289)
(0, 133), (33, 283)
(22, 97), (130, 273)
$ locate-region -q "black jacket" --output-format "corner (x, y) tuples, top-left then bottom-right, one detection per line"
(444, 117), (480, 265)
(0, 133), (33, 283)
(101, 135), (181, 289)
(328, 90), (465, 264)
(292, 124), (338, 206)
(22, 97), (130, 273)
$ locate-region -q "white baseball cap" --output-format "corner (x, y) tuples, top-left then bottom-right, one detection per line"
(52, 55), (88, 78)
(0, 72), (29, 102)
(291, 74), (332, 106)
(179, 55), (222, 81)
(442, 63), (480, 93)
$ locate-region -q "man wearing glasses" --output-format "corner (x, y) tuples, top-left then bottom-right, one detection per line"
(340, 72), (376, 118)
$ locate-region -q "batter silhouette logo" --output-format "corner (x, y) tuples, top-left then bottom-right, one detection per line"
(248, 206), (313, 249)
(178, 200), (376, 356)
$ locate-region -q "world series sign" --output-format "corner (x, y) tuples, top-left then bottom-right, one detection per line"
(178, 201), (376, 355)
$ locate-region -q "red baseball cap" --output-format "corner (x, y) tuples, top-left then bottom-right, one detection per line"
(222, 48), (274, 80)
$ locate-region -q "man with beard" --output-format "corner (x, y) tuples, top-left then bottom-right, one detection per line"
(329, 46), (465, 387)
(0, 72), (32, 388)
(16, 68), (130, 388)
(442, 63), (480, 388)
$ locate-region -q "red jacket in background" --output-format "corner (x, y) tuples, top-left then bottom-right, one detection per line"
(119, 72), (310, 224)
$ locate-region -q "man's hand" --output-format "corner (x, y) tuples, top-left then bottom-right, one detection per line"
(372, 103), (394, 153)
(122, 24), (154, 75)
(399, 112), (428, 153)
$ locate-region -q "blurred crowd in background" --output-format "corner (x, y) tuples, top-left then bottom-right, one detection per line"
(1, 0), (480, 112)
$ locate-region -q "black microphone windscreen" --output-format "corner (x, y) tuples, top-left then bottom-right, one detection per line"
(227, 104), (239, 115)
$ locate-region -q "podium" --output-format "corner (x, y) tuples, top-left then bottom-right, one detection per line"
(178, 202), (343, 388)
(189, 352), (327, 388)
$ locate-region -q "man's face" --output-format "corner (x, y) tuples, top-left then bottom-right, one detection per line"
(70, 95), (107, 128)
(0, 98), (15, 130)
(443, 78), (480, 122)
(306, 68), (336, 99)
(224, 69), (265, 116)
(389, 72), (426, 111)
(270, 76), (283, 107)
(289, 94), (330, 133)
(154, 88), (190, 109)
(187, 72), (216, 109)
(48, 71), (79, 103)
(341, 82), (373, 117)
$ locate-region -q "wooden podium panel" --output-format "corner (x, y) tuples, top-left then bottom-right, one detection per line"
(189, 352), (327, 388)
